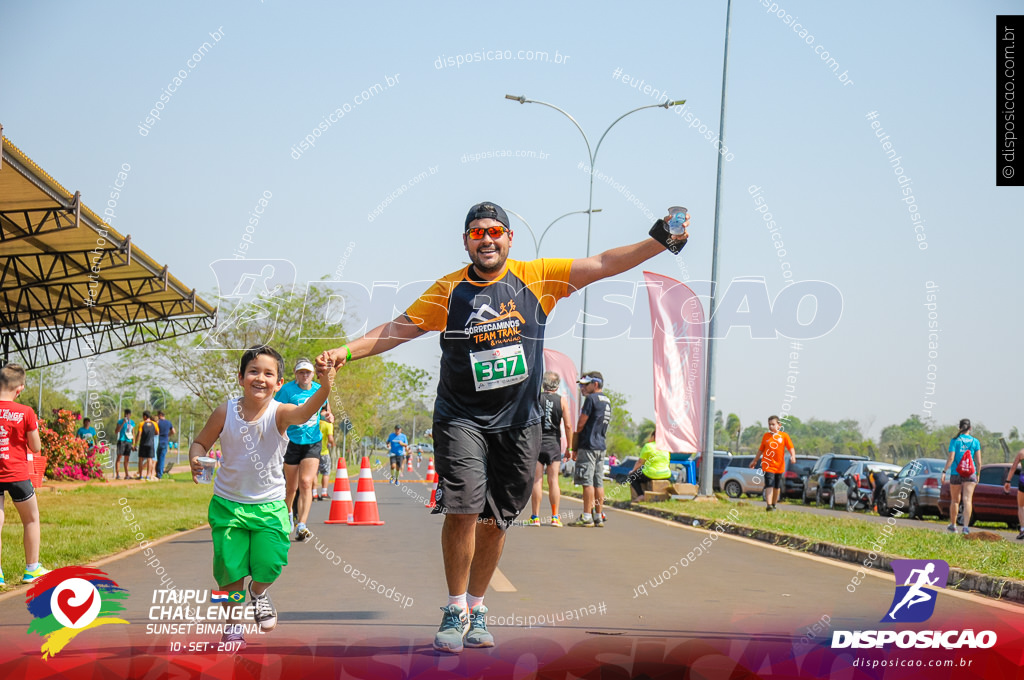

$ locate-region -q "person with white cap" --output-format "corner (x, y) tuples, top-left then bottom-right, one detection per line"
(571, 372), (611, 527)
(318, 200), (689, 653)
(275, 357), (325, 541)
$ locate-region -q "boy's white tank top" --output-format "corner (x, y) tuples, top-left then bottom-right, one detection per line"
(214, 397), (288, 504)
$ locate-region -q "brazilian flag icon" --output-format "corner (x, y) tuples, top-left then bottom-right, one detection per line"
(229, 591), (245, 603)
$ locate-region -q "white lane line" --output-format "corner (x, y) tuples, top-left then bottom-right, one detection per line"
(558, 495), (1024, 613)
(489, 567), (517, 592)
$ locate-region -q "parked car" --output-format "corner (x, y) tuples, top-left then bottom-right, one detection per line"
(783, 455), (819, 499)
(419, 443), (434, 454)
(719, 456), (763, 498)
(803, 453), (869, 506)
(938, 464), (1022, 528)
(831, 461), (902, 512)
(877, 458), (947, 518)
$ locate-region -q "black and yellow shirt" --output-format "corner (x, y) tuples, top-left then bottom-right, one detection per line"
(405, 258), (574, 432)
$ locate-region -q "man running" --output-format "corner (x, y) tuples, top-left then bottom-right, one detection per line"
(316, 405), (335, 500)
(571, 372), (611, 527)
(527, 372), (571, 527)
(318, 201), (688, 653)
(386, 425), (408, 484)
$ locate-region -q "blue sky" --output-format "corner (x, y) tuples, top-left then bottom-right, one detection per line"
(3, 1), (1020, 439)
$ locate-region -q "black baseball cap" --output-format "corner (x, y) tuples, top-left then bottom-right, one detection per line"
(464, 202), (510, 231)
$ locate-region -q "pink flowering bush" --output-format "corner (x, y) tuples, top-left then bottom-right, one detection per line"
(39, 409), (106, 481)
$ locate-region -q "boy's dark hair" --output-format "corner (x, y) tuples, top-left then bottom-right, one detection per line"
(157, 410), (165, 417)
(124, 408), (132, 415)
(143, 411), (152, 420)
(238, 345), (285, 380)
(83, 417), (91, 424)
(768, 415), (780, 424)
(0, 363), (27, 391)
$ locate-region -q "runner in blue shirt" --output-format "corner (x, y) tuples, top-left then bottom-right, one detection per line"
(274, 358), (323, 541)
(941, 418), (982, 535)
(386, 425), (409, 484)
(115, 409), (135, 480)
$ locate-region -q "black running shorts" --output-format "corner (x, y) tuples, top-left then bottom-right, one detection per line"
(537, 436), (563, 466)
(284, 441), (322, 465)
(432, 421), (541, 529)
(0, 479), (35, 503)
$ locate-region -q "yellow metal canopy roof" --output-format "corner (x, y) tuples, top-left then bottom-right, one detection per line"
(0, 130), (216, 369)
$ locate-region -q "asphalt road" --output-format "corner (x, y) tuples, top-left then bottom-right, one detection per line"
(1, 467), (1021, 678)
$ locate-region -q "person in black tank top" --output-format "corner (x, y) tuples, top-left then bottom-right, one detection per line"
(527, 372), (572, 527)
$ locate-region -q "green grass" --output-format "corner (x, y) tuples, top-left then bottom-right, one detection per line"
(555, 476), (1024, 581)
(1, 473), (211, 585)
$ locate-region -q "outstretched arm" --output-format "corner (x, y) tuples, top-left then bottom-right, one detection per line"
(319, 315), (427, 368)
(567, 214), (689, 291)
(278, 362), (336, 431)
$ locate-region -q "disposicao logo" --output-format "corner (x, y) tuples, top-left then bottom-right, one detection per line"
(25, 566), (129, 659)
(832, 559), (996, 650)
(884, 558), (949, 623)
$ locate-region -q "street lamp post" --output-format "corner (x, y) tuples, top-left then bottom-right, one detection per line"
(504, 95), (685, 372)
(504, 209), (603, 259)
(699, 0), (735, 497)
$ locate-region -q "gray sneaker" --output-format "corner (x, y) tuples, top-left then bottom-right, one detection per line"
(220, 623), (247, 652)
(432, 605), (468, 653)
(465, 605), (494, 648)
(946, 524), (956, 533)
(962, 527), (970, 536)
(571, 517), (596, 528)
(249, 584), (278, 632)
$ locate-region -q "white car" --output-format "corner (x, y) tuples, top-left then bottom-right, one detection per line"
(719, 456), (765, 498)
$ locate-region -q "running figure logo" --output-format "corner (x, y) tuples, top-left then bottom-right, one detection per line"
(883, 559), (949, 623)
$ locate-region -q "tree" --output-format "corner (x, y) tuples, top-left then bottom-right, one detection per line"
(725, 413), (741, 452)
(602, 388), (638, 456)
(129, 284), (427, 450)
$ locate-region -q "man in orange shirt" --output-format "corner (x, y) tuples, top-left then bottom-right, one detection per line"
(750, 415), (796, 512)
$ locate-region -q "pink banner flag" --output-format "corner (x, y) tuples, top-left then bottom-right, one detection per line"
(644, 271), (705, 453)
(542, 348), (579, 452)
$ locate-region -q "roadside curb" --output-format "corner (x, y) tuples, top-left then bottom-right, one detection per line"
(566, 489), (1024, 604)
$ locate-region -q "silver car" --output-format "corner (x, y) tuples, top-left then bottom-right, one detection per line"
(719, 456), (765, 499)
(878, 458), (947, 518)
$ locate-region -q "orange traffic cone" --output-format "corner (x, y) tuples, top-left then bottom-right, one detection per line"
(407, 455), (413, 472)
(349, 456), (385, 526)
(325, 458), (354, 524)
(426, 459), (438, 509)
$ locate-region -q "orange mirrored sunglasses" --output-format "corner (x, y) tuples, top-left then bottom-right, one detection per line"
(466, 226), (510, 240)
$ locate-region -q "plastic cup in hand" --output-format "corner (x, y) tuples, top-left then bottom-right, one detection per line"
(196, 456), (216, 484)
(667, 206), (688, 235)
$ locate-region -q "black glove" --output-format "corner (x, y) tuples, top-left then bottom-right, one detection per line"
(649, 219), (687, 254)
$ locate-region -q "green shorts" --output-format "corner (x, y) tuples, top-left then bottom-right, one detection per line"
(208, 495), (290, 586)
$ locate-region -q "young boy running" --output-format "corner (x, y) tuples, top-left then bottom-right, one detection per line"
(0, 364), (50, 585)
(189, 345), (335, 648)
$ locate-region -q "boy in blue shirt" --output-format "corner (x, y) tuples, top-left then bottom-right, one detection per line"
(274, 358), (323, 541)
(76, 418), (97, 449)
(115, 409), (135, 480)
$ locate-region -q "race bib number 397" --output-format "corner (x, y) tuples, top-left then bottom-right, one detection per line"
(471, 345), (528, 392)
